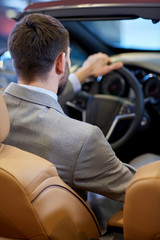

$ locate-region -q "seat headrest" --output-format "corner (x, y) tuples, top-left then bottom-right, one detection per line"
(0, 92), (10, 142)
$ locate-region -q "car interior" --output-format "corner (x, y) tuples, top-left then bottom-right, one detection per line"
(1, 0), (160, 239)
(0, 91), (160, 239)
(1, 1), (160, 163)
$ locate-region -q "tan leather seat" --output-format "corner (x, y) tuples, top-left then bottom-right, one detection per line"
(0, 92), (101, 240)
(107, 160), (160, 240)
(123, 160), (160, 240)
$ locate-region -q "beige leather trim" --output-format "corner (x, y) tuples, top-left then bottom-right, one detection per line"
(0, 93), (10, 142)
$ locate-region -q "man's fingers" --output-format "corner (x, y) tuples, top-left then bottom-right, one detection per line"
(98, 61), (123, 76)
(109, 61), (123, 71)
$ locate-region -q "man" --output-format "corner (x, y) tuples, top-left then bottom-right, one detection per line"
(3, 13), (135, 202)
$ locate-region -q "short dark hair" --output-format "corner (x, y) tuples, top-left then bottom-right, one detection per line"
(8, 13), (69, 82)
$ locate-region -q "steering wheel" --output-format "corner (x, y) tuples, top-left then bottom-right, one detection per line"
(67, 67), (144, 149)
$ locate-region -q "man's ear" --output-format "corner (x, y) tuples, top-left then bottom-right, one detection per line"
(55, 52), (65, 75)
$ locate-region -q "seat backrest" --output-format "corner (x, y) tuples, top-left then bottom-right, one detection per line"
(0, 92), (101, 240)
(123, 160), (160, 240)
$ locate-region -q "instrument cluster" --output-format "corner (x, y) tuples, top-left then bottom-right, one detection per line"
(131, 67), (160, 100)
(99, 66), (160, 101)
(82, 64), (160, 103)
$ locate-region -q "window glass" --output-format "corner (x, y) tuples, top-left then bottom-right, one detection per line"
(81, 19), (160, 50)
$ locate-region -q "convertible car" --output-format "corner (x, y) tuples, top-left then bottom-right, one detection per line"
(1, 0), (160, 163)
(0, 1), (160, 239)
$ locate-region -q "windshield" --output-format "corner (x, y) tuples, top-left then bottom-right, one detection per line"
(81, 18), (160, 50)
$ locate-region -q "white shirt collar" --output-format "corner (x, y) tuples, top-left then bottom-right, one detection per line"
(18, 84), (58, 101)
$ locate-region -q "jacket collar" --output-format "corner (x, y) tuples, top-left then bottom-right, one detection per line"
(4, 82), (64, 115)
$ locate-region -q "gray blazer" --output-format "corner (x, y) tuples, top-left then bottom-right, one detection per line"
(3, 82), (135, 202)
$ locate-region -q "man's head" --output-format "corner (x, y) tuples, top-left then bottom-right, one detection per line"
(8, 13), (70, 88)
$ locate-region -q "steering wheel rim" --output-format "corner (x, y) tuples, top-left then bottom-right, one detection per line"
(109, 66), (144, 149)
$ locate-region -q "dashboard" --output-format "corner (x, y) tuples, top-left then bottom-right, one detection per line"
(128, 65), (160, 101)
(82, 52), (160, 103)
(111, 52), (160, 101)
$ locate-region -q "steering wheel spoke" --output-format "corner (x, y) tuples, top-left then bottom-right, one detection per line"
(106, 112), (135, 141)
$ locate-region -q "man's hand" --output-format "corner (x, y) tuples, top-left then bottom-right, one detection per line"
(74, 52), (123, 83)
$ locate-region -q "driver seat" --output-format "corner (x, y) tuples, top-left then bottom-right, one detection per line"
(0, 91), (101, 240)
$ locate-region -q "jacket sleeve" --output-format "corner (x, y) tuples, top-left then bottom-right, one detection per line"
(72, 125), (136, 202)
